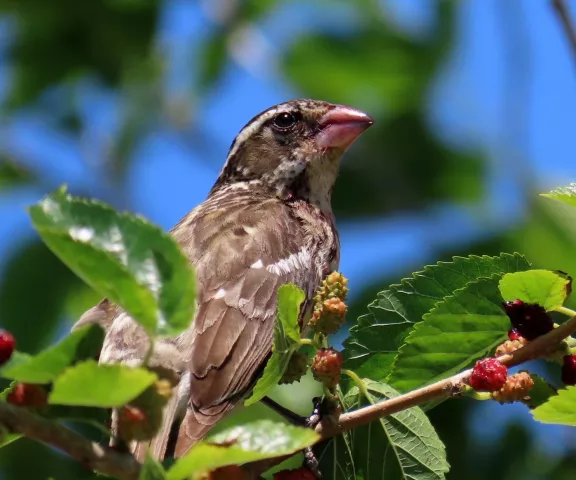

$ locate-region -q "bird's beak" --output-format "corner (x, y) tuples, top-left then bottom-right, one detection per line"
(316, 105), (374, 150)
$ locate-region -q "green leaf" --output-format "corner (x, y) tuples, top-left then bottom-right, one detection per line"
(166, 420), (318, 480)
(339, 380), (449, 480)
(0, 428), (20, 450)
(49, 360), (157, 407)
(533, 386), (576, 426)
(387, 277), (510, 393)
(244, 284), (305, 406)
(0, 239), (90, 353)
(316, 431), (356, 480)
(541, 183), (576, 207)
(0, 383), (21, 449)
(28, 187), (196, 337)
(0, 324), (104, 383)
(140, 454), (168, 480)
(344, 253), (530, 382)
(499, 270), (571, 311)
(526, 374), (557, 409)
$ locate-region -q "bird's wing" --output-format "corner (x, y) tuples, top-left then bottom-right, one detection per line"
(169, 194), (327, 456)
(95, 192), (334, 460)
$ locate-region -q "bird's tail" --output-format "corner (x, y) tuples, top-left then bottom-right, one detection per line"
(173, 402), (236, 457)
(128, 382), (236, 461)
(131, 392), (181, 462)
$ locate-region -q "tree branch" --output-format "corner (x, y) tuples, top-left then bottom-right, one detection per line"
(0, 402), (141, 480)
(246, 312), (576, 477)
(316, 312), (576, 439)
(3, 313), (576, 479)
(552, 0), (576, 65)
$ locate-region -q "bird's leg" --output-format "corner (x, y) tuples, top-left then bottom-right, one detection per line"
(262, 396), (307, 425)
(302, 395), (342, 478)
(262, 397), (323, 477)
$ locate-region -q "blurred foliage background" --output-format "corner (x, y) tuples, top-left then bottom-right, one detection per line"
(1, 0), (576, 478)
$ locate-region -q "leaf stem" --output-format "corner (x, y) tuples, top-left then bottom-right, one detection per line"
(299, 338), (321, 349)
(314, 332), (327, 349)
(461, 386), (492, 401)
(342, 369), (375, 404)
(322, 386), (338, 404)
(314, 310), (576, 440)
(555, 305), (576, 318)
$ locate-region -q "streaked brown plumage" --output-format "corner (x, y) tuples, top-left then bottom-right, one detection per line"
(74, 98), (373, 460)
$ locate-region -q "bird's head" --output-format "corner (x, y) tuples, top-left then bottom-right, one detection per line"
(211, 99), (373, 212)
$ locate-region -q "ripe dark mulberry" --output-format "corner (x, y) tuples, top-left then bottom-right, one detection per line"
(561, 354), (576, 386)
(503, 300), (553, 340)
(469, 358), (508, 392)
(0, 329), (15, 365)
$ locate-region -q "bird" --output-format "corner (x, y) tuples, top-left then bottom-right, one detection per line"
(73, 98), (373, 461)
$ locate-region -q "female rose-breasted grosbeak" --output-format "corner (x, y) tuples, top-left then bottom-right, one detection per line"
(74, 99), (373, 460)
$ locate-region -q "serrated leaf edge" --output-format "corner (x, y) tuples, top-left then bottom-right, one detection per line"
(386, 274), (508, 388)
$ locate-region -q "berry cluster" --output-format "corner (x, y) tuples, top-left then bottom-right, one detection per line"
(503, 300), (553, 340)
(309, 272), (349, 335)
(280, 352), (309, 384)
(117, 378), (174, 442)
(6, 383), (48, 408)
(0, 331), (48, 409)
(495, 336), (528, 357)
(311, 348), (343, 389)
(491, 372), (534, 404)
(305, 273), (348, 393)
(500, 299), (576, 388)
(468, 358), (508, 392)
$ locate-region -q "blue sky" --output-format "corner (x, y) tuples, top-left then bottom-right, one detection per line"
(0, 0), (575, 459)
(2, 0), (575, 285)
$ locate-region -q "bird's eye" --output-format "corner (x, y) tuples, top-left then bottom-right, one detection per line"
(272, 111), (301, 130)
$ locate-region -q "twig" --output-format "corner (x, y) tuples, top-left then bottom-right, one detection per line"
(246, 312), (576, 477)
(3, 314), (576, 480)
(316, 312), (576, 438)
(262, 396), (306, 425)
(0, 402), (141, 480)
(552, 0), (576, 64)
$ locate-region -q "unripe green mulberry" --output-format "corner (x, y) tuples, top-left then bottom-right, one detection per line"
(280, 352), (309, 384)
(309, 272), (349, 335)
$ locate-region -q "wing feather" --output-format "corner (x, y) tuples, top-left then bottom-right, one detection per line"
(93, 191), (337, 459)
(169, 195), (326, 454)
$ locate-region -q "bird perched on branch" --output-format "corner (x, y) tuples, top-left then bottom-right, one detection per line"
(74, 99), (373, 460)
